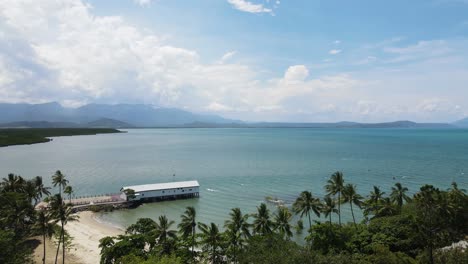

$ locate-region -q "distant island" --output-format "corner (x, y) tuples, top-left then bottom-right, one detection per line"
(0, 128), (122, 147)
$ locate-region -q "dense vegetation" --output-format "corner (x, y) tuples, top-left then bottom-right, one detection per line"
(0, 171), (77, 264)
(98, 172), (468, 264)
(0, 170), (466, 264)
(0, 128), (121, 147)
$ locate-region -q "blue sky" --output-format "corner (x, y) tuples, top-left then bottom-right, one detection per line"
(1, 0), (468, 122)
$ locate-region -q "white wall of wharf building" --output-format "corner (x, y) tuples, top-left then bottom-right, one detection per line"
(121, 186), (199, 201)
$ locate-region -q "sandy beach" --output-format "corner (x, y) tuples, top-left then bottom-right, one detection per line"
(66, 211), (124, 264)
(33, 211), (124, 264)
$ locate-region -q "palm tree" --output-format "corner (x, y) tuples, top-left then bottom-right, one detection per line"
(35, 210), (56, 264)
(390, 182), (411, 212)
(154, 215), (177, 254)
(198, 222), (224, 264)
(49, 194), (78, 264)
(273, 207), (293, 239)
(33, 176), (51, 205)
(178, 206), (197, 263)
(52, 170), (68, 195)
(2, 173), (25, 192)
(224, 208), (250, 263)
(325, 171), (345, 226)
(321, 195), (338, 225)
(342, 183), (363, 227)
(292, 191), (321, 230)
(363, 186), (386, 218)
(252, 203), (273, 235)
(63, 186), (73, 204)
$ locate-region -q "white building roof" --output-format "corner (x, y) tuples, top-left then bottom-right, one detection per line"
(121, 180), (199, 193)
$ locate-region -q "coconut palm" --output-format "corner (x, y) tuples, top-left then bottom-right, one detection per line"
(390, 182), (411, 211)
(198, 222), (224, 264)
(52, 170), (68, 195)
(224, 208), (250, 263)
(35, 210), (56, 264)
(293, 191), (321, 230)
(63, 186), (73, 204)
(325, 171), (345, 226)
(33, 176), (51, 205)
(342, 183), (363, 227)
(2, 173), (25, 192)
(252, 203), (273, 235)
(363, 186), (386, 218)
(49, 194), (78, 264)
(154, 215), (177, 254)
(178, 206), (197, 262)
(273, 207), (293, 239)
(321, 195), (338, 225)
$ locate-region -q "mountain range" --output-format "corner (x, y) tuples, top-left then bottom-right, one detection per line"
(0, 102), (234, 128)
(0, 102), (466, 128)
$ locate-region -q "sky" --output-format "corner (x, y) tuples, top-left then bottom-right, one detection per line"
(1, 0), (468, 122)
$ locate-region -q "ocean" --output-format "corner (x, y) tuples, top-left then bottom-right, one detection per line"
(1, 128), (467, 236)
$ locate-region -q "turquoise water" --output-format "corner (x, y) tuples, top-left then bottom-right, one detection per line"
(1, 128), (467, 236)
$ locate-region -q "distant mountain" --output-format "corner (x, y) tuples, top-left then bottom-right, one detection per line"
(0, 102), (235, 127)
(179, 120), (454, 129)
(0, 119), (132, 129)
(0, 121), (80, 128)
(84, 118), (133, 128)
(453, 117), (468, 127)
(0, 102), (457, 128)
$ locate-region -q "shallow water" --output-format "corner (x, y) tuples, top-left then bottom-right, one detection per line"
(1, 128), (467, 239)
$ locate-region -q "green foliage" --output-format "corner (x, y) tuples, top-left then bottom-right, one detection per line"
(238, 234), (315, 264)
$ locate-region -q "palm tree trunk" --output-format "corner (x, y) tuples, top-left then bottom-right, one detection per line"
(191, 228), (195, 264)
(350, 202), (356, 228)
(338, 192), (341, 226)
(329, 213), (332, 225)
(55, 229), (62, 264)
(429, 245), (434, 264)
(43, 230), (46, 264)
(62, 221), (65, 264)
(307, 212), (312, 230)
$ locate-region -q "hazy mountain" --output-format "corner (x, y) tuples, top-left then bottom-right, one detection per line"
(0, 102), (235, 127)
(84, 118), (133, 128)
(0, 121), (79, 128)
(453, 117), (468, 127)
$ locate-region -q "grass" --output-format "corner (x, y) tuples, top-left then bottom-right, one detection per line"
(0, 128), (122, 147)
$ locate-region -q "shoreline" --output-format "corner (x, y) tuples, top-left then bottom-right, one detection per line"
(65, 211), (124, 264)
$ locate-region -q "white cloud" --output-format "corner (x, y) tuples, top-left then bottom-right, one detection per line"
(329, 49), (342, 55)
(206, 102), (233, 111)
(334, 40), (341, 44)
(227, 0), (272, 14)
(283, 65), (309, 82)
(133, 0), (153, 7)
(219, 51), (237, 63)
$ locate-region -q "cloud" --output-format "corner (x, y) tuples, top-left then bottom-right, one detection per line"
(227, 0), (272, 14)
(219, 51), (237, 63)
(206, 102), (233, 111)
(329, 49), (342, 55)
(133, 0), (153, 6)
(283, 65), (309, 82)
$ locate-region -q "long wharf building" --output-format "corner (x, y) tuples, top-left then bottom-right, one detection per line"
(120, 180), (200, 202)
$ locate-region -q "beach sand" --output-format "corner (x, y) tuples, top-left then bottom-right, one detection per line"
(33, 211), (124, 264)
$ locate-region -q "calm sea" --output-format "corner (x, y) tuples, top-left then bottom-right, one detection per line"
(1, 128), (467, 235)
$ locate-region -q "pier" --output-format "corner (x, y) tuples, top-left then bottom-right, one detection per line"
(35, 180), (200, 212)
